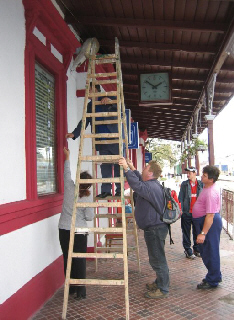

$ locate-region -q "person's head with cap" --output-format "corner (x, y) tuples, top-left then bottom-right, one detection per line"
(185, 166), (197, 182)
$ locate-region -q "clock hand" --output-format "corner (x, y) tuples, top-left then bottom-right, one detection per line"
(152, 81), (163, 89)
(145, 80), (155, 87)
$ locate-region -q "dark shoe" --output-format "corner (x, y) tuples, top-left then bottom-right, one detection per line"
(202, 278), (222, 283)
(184, 250), (196, 259)
(74, 294), (86, 300)
(96, 192), (112, 198)
(115, 191), (121, 197)
(197, 281), (217, 289)
(193, 251), (201, 257)
(69, 287), (76, 295)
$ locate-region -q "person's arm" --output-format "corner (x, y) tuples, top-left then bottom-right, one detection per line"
(65, 101), (92, 140)
(196, 213), (214, 244)
(178, 182), (185, 211)
(63, 147), (74, 190)
(84, 206), (95, 221)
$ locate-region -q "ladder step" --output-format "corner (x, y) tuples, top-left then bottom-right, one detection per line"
(75, 227), (123, 234)
(78, 178), (121, 184)
(97, 247), (136, 252)
(76, 202), (122, 208)
(88, 72), (117, 78)
(95, 139), (124, 145)
(95, 119), (119, 124)
(94, 79), (118, 85)
(83, 133), (119, 139)
(86, 112), (118, 117)
(80, 155), (120, 162)
(95, 59), (117, 65)
(95, 100), (117, 105)
(70, 279), (124, 286)
(95, 54), (116, 60)
(72, 252), (123, 259)
(89, 91), (117, 98)
(95, 213), (133, 219)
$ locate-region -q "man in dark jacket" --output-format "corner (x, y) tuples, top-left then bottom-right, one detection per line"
(66, 83), (120, 198)
(119, 157), (169, 299)
(179, 167), (203, 259)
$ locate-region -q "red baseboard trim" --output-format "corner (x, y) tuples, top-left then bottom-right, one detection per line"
(0, 256), (64, 320)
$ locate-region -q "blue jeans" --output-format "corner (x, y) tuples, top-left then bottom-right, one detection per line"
(193, 213), (222, 286)
(144, 224), (170, 294)
(181, 213), (199, 254)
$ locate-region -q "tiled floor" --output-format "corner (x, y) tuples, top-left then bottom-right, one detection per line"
(32, 221), (234, 319)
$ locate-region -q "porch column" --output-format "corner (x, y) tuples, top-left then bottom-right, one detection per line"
(205, 114), (215, 166)
(195, 151), (200, 176)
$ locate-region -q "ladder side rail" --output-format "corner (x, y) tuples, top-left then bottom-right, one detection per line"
(62, 56), (94, 320)
(115, 37), (129, 320)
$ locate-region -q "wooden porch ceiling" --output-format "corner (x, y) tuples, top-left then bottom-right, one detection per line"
(55, 0), (234, 141)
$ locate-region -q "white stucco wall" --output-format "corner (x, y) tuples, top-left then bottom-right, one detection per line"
(0, 0), (26, 204)
(0, 214), (62, 304)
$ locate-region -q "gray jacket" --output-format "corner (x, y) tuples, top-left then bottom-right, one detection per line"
(58, 160), (94, 231)
(125, 170), (165, 230)
(178, 179), (203, 214)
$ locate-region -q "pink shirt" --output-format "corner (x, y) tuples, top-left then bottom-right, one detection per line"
(192, 183), (220, 218)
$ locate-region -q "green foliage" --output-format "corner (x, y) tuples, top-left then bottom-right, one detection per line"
(146, 138), (178, 168)
(180, 138), (208, 163)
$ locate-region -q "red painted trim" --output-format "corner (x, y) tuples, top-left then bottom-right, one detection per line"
(0, 256), (64, 320)
(76, 89), (86, 97)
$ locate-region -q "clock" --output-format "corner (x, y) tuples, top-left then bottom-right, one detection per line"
(139, 73), (171, 103)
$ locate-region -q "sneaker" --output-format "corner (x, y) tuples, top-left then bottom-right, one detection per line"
(184, 250), (196, 259)
(146, 282), (158, 291)
(197, 281), (217, 289)
(144, 289), (168, 299)
(193, 251), (201, 257)
(202, 278), (222, 283)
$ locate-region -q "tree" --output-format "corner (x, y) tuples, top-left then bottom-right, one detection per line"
(146, 138), (178, 168)
(180, 138), (207, 163)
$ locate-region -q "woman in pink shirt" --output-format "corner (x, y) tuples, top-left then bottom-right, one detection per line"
(192, 165), (222, 289)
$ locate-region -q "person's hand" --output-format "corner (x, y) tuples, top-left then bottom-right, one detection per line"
(196, 233), (206, 244)
(127, 159), (135, 171)
(63, 147), (70, 160)
(119, 157), (128, 170)
(101, 97), (112, 105)
(66, 133), (74, 139)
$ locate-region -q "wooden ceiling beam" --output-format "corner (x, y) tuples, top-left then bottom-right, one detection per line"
(100, 39), (217, 54)
(122, 71), (207, 82)
(66, 15), (227, 33)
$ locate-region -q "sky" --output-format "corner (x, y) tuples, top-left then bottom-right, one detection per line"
(199, 96), (234, 160)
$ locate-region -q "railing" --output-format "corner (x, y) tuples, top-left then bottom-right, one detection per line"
(221, 189), (234, 240)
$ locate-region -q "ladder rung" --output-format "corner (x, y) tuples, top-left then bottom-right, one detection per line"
(88, 72), (117, 78)
(86, 112), (118, 117)
(76, 202), (122, 208)
(89, 91), (117, 98)
(95, 54), (116, 60)
(84, 133), (119, 139)
(94, 79), (118, 85)
(80, 155), (120, 162)
(94, 195), (126, 200)
(95, 59), (117, 64)
(95, 213), (133, 219)
(78, 178), (121, 184)
(95, 120), (118, 124)
(96, 247), (136, 252)
(95, 100), (118, 105)
(75, 227), (123, 234)
(70, 279), (124, 286)
(95, 139), (121, 145)
(72, 252), (123, 259)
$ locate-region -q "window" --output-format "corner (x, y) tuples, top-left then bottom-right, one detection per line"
(35, 63), (56, 195)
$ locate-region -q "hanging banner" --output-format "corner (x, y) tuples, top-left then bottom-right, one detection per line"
(128, 122), (139, 149)
(145, 152), (152, 163)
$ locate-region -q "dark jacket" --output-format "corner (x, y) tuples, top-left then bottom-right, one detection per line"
(125, 170), (165, 230)
(178, 179), (203, 214)
(72, 98), (118, 152)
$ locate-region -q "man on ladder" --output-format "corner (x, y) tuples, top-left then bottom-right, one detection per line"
(66, 82), (121, 198)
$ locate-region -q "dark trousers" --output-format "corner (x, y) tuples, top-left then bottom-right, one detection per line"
(99, 146), (120, 194)
(193, 213), (222, 286)
(181, 212), (199, 254)
(144, 224), (170, 294)
(59, 229), (87, 296)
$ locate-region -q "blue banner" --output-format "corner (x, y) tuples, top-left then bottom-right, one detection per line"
(145, 152), (152, 163)
(128, 122), (139, 149)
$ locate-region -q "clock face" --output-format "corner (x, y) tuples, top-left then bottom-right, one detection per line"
(140, 73), (170, 102)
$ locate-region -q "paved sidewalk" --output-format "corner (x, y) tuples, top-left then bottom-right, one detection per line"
(32, 221), (234, 320)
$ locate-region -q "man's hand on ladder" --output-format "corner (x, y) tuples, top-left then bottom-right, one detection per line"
(66, 133), (74, 139)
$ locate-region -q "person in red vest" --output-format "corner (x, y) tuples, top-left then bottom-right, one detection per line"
(178, 167), (203, 259)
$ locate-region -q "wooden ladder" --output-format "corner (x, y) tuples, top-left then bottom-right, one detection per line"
(62, 38), (140, 320)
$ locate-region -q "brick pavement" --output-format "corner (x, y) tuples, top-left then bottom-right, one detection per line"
(32, 220), (234, 320)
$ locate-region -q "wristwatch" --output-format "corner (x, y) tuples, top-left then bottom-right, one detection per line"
(201, 231), (206, 236)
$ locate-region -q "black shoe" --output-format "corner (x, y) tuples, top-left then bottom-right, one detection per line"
(69, 287), (76, 295)
(96, 192), (112, 198)
(202, 278), (222, 283)
(115, 191), (121, 197)
(74, 294), (86, 300)
(197, 281), (217, 289)
(193, 251), (201, 257)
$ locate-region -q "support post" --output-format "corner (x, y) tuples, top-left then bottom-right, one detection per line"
(205, 115), (215, 166)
